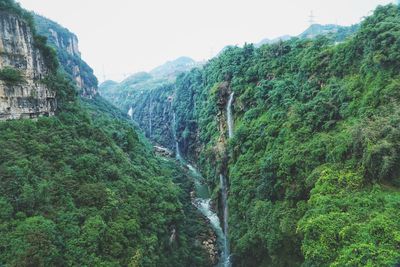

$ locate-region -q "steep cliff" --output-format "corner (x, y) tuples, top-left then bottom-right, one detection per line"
(34, 14), (98, 97)
(0, 11), (56, 120)
(102, 4), (400, 267)
(100, 57), (200, 150)
(0, 1), (213, 266)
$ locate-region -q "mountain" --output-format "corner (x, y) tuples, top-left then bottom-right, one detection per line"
(0, 1), (213, 266)
(256, 24), (359, 47)
(102, 4), (400, 267)
(2, 1), (400, 266)
(34, 14), (99, 97)
(256, 35), (291, 47)
(100, 56), (200, 93)
(150, 56), (198, 79)
(99, 57), (202, 148)
(299, 23), (359, 40)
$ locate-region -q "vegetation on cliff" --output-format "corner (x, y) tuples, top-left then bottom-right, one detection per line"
(34, 14), (99, 95)
(99, 57), (200, 149)
(0, 98), (211, 266)
(104, 4), (400, 266)
(0, 1), (211, 266)
(175, 5), (400, 266)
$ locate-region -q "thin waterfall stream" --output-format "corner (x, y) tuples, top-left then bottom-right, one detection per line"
(173, 112), (229, 266)
(219, 92), (234, 266)
(227, 93), (234, 139)
(127, 106), (133, 119)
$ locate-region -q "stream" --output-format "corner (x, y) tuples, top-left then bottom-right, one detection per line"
(174, 99), (234, 266)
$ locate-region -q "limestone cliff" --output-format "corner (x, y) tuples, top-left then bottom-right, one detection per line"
(0, 11), (56, 120)
(34, 14), (98, 97)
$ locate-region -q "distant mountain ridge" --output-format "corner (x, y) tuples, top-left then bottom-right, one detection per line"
(100, 56), (201, 94)
(256, 23), (359, 47)
(150, 56), (198, 79)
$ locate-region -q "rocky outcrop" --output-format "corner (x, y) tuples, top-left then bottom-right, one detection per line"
(201, 228), (219, 265)
(0, 11), (56, 120)
(34, 14), (98, 98)
(154, 145), (173, 157)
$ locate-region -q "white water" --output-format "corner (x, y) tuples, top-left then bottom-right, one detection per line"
(186, 162), (230, 267)
(227, 93), (234, 139)
(220, 174), (231, 267)
(127, 106), (133, 119)
(173, 113), (182, 160)
(174, 108), (231, 266)
(175, 141), (182, 160)
(218, 92), (234, 266)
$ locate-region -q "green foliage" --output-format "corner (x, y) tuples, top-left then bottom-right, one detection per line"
(168, 4), (400, 266)
(33, 35), (59, 72)
(0, 66), (24, 84)
(0, 97), (210, 267)
(298, 167), (400, 267)
(41, 70), (77, 107)
(89, 3), (400, 266)
(34, 14), (98, 91)
(0, 1), (60, 73)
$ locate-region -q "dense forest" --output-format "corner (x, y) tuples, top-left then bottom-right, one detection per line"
(2, 0), (400, 266)
(0, 0), (212, 266)
(103, 4), (400, 267)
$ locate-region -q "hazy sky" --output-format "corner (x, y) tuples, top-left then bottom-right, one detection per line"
(17, 0), (395, 82)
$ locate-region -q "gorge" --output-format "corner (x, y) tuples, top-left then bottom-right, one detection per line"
(100, 4), (400, 266)
(1, 0), (400, 266)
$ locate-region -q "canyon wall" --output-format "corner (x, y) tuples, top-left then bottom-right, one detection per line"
(34, 14), (98, 97)
(0, 11), (56, 120)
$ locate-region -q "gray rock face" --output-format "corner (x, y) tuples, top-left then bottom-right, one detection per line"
(34, 14), (98, 98)
(48, 28), (80, 57)
(0, 12), (56, 120)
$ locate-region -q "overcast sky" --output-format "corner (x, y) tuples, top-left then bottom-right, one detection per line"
(17, 0), (395, 82)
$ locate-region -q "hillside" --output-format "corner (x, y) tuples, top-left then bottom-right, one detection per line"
(99, 57), (202, 149)
(0, 1), (212, 266)
(103, 4), (400, 266)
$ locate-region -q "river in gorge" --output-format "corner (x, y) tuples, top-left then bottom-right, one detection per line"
(174, 93), (234, 266)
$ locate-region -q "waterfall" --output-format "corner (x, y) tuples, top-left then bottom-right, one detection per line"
(173, 112), (182, 160)
(174, 113), (228, 266)
(184, 161), (230, 267)
(220, 174), (231, 266)
(127, 106), (133, 119)
(227, 93), (234, 139)
(175, 141), (182, 160)
(174, 108), (231, 266)
(219, 92), (234, 266)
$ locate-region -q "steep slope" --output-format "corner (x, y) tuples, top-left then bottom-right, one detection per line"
(104, 4), (400, 266)
(99, 57), (201, 149)
(0, 7), (57, 120)
(34, 14), (98, 97)
(0, 1), (212, 266)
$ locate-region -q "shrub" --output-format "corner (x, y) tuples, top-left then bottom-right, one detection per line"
(0, 66), (25, 85)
